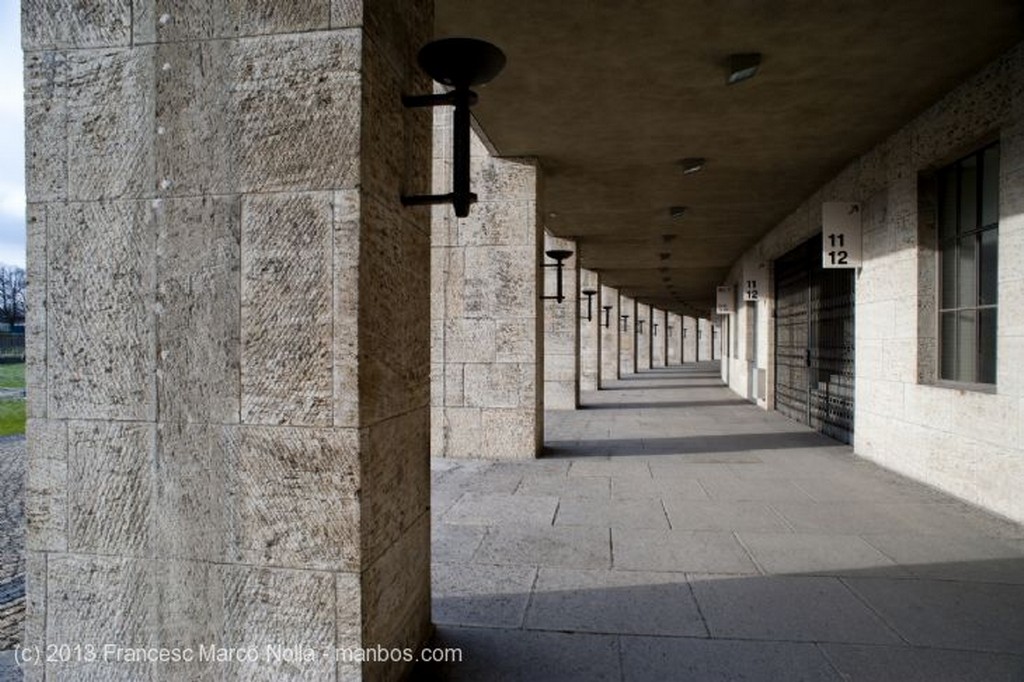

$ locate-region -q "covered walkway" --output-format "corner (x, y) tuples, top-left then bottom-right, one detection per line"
(423, 364), (1024, 680)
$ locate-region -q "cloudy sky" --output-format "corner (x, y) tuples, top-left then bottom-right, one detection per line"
(0, 1), (25, 268)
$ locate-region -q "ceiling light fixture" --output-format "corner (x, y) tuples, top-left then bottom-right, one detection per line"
(401, 37), (506, 217)
(669, 206), (689, 219)
(727, 53), (761, 85)
(679, 158), (706, 175)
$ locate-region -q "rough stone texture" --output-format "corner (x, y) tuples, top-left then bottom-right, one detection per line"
(667, 313), (682, 365)
(431, 111), (544, 458)
(683, 316), (698, 363)
(619, 296), (636, 375)
(651, 309), (667, 367)
(719, 42), (1024, 524)
(699, 318), (714, 362)
(24, 1), (435, 679)
(635, 303), (652, 371)
(578, 269), (600, 391)
(598, 285), (619, 386)
(544, 232), (579, 409)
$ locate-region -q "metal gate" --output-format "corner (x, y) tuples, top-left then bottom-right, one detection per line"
(774, 235), (855, 443)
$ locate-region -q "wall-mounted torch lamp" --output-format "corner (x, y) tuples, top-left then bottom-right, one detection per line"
(636, 320), (645, 335)
(667, 324), (674, 333)
(621, 314), (630, 332)
(580, 289), (597, 321)
(541, 249), (574, 303)
(652, 322), (658, 337)
(602, 305), (613, 328)
(401, 38), (506, 218)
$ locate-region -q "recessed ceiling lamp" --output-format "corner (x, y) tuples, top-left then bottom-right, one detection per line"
(669, 205), (689, 219)
(679, 158), (705, 175)
(727, 53), (761, 85)
(662, 233), (677, 243)
(659, 252), (671, 261)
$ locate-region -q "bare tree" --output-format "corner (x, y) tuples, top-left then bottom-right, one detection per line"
(0, 265), (26, 327)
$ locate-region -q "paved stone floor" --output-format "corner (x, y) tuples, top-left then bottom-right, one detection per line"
(419, 364), (1024, 681)
(0, 435), (24, 682)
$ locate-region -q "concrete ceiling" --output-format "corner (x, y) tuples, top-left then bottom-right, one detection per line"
(434, 0), (1024, 316)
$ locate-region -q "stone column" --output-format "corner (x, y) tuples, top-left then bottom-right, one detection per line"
(431, 118), (544, 458)
(579, 268), (600, 391)
(599, 284), (620, 386)
(683, 315), (698, 363)
(651, 309), (667, 367)
(619, 295), (636, 375)
(24, 3), (433, 680)
(667, 313), (683, 365)
(636, 303), (651, 371)
(699, 318), (714, 361)
(543, 233), (579, 409)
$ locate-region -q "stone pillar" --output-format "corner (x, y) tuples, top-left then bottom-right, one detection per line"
(683, 315), (698, 363)
(24, 3), (433, 680)
(431, 119), (544, 458)
(667, 312), (682, 365)
(579, 268), (600, 391)
(543, 233), (579, 409)
(699, 318), (714, 361)
(651, 309), (667, 367)
(599, 284), (620, 386)
(619, 295), (636, 375)
(636, 303), (651, 370)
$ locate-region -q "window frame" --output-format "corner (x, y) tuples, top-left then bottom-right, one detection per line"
(935, 142), (999, 390)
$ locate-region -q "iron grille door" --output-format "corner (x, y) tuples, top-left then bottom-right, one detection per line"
(773, 235), (855, 444)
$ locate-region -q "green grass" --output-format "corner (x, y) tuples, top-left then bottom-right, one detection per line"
(0, 363), (24, 389)
(0, 399), (25, 436)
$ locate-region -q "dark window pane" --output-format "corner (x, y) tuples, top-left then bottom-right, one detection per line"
(941, 241), (957, 308)
(957, 310), (976, 382)
(979, 308), (997, 384)
(941, 311), (957, 381)
(982, 145), (1000, 227)
(980, 228), (998, 305)
(958, 235), (976, 307)
(960, 157), (977, 233)
(940, 169), (958, 241)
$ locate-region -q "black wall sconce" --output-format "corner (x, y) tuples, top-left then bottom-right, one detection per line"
(621, 314), (630, 332)
(542, 249), (574, 303)
(636, 320), (645, 335)
(602, 305), (613, 328)
(652, 322), (658, 337)
(580, 289), (597, 321)
(401, 38), (506, 218)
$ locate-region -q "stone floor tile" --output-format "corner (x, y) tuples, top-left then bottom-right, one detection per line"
(843, 577), (1024, 653)
(524, 568), (707, 636)
(859, 533), (1024, 583)
(698, 476), (817, 502)
(432, 523), (487, 564)
(417, 626), (622, 681)
(554, 497), (669, 529)
(515, 474), (609, 499)
(689, 574), (903, 645)
(473, 526), (611, 569)
(612, 529), (758, 574)
(737, 531), (907, 576)
(568, 458), (651, 478)
(663, 500), (791, 532)
(432, 562), (536, 628)
(442, 493), (558, 526)
(612, 476), (709, 501)
(619, 636), (841, 682)
(820, 643), (1024, 681)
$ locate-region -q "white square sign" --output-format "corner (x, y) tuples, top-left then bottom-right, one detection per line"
(716, 286), (734, 314)
(822, 202), (862, 269)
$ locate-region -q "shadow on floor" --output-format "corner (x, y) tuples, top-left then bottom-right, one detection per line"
(603, 382), (725, 390)
(414, 558), (1024, 681)
(544, 432), (844, 458)
(581, 399), (750, 410)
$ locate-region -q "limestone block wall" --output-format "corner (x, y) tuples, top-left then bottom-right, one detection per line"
(579, 268), (600, 391)
(720, 41), (1024, 523)
(652, 309), (667, 367)
(599, 284), (620, 385)
(543, 233), (579, 409)
(431, 113), (544, 458)
(619, 296), (636, 375)
(683, 316), (698, 362)
(698, 318), (713, 361)
(667, 313), (683, 365)
(23, 2), (434, 680)
(635, 304), (651, 370)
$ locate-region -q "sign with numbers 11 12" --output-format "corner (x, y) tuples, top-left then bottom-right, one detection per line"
(821, 202), (862, 269)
